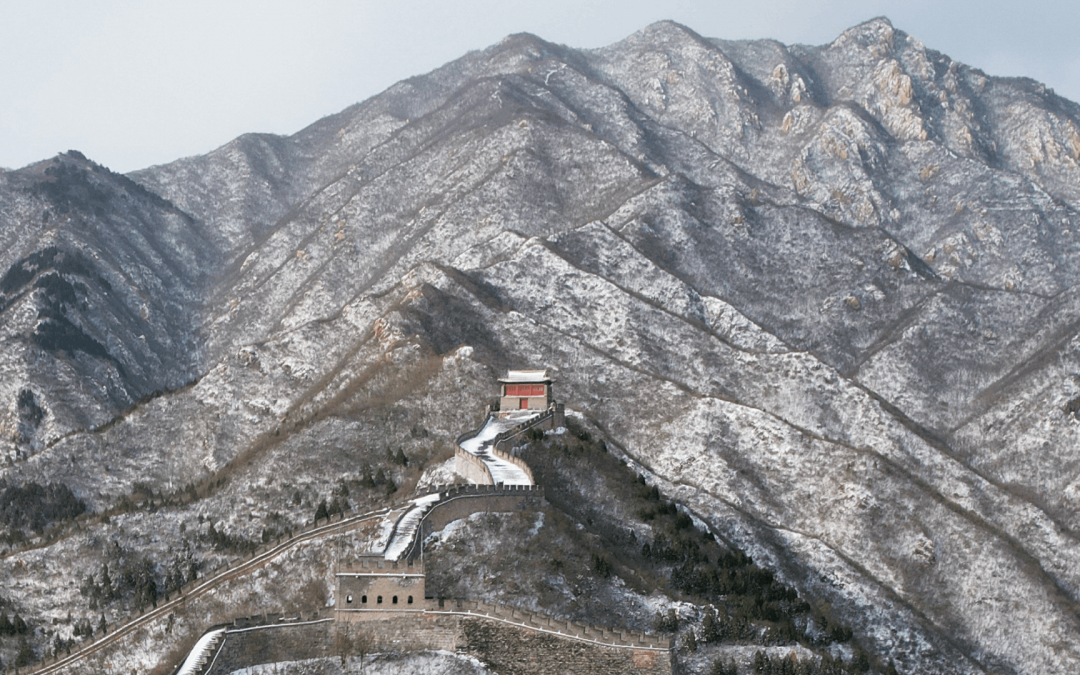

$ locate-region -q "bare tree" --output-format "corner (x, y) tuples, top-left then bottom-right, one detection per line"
(333, 622), (374, 673)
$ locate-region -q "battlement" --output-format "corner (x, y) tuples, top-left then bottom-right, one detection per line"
(228, 610), (323, 630)
(337, 558), (424, 574)
(414, 482), (545, 500)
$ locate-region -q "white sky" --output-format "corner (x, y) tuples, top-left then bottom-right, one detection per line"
(2, 0), (1078, 173)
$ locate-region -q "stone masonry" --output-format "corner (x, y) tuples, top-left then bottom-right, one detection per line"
(204, 612), (672, 675)
(463, 619), (673, 675)
(204, 618), (334, 675)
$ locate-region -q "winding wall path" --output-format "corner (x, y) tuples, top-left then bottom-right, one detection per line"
(28, 508), (391, 675)
(456, 410), (540, 485)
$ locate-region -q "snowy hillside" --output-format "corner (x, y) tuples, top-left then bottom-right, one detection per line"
(0, 16), (1079, 675)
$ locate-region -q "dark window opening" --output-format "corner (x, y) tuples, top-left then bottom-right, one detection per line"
(361, 595), (367, 604)
(408, 596), (414, 604)
(392, 595), (398, 604)
(377, 595), (383, 604)
(346, 594), (353, 604)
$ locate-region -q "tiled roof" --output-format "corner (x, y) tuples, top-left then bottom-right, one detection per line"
(498, 369), (552, 383)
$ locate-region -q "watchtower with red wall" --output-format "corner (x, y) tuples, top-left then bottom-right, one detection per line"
(498, 369), (553, 412)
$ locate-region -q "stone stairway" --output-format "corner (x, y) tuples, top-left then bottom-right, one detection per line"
(456, 410), (540, 485)
(382, 492), (443, 560)
(174, 627), (226, 675)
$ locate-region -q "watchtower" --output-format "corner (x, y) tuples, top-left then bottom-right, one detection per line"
(498, 369), (553, 412)
(336, 559), (428, 620)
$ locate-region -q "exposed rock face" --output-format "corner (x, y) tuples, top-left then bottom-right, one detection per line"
(2, 16), (1080, 675)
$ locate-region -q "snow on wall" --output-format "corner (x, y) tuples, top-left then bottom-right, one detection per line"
(384, 493), (444, 560)
(175, 628), (226, 675)
(456, 412), (538, 486)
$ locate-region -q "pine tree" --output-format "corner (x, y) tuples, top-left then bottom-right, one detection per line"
(753, 650), (769, 674)
(591, 552), (612, 577)
(97, 613), (107, 636)
(710, 658), (737, 675)
(701, 606), (721, 643)
(12, 613), (27, 634)
(653, 608), (679, 632)
(851, 646), (871, 673)
(682, 629), (698, 653)
(314, 499), (329, 523)
(15, 635), (34, 667)
(101, 562), (111, 593)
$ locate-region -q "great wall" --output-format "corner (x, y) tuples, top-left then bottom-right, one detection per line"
(24, 370), (673, 675)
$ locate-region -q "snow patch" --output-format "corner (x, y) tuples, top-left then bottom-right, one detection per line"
(416, 457), (458, 491)
(528, 511), (545, 536)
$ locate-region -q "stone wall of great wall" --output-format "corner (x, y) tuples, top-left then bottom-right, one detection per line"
(204, 617), (334, 674)
(453, 445), (538, 485)
(463, 618), (671, 675)
(30, 399), (674, 675)
(405, 484), (544, 560)
(455, 446), (495, 484)
(203, 602), (672, 675)
(200, 405), (671, 673)
(491, 405), (563, 455)
(189, 476), (672, 674)
(452, 404), (562, 486)
(491, 445), (536, 482)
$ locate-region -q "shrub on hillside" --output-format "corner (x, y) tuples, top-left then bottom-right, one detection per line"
(0, 480), (85, 536)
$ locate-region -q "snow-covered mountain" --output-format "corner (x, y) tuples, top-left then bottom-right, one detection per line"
(1, 17), (1079, 674)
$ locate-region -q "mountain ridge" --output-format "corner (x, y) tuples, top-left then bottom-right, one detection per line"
(0, 16), (1079, 674)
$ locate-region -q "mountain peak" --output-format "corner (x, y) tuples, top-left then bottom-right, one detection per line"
(622, 19), (708, 48)
(829, 15), (898, 53)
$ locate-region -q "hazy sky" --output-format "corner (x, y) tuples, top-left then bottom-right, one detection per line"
(3, 0), (1078, 173)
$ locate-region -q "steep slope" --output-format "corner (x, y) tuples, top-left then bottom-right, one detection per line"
(1, 16), (1079, 675)
(0, 152), (217, 452)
